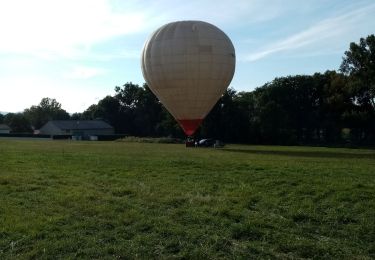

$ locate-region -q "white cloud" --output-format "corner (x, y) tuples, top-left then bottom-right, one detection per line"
(2, 0), (374, 112)
(140, 0), (300, 30)
(71, 49), (141, 62)
(0, 0), (296, 61)
(245, 3), (375, 62)
(65, 66), (106, 79)
(0, 0), (147, 58)
(0, 76), (111, 113)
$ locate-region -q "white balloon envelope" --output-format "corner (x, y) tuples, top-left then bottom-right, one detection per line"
(141, 20), (236, 136)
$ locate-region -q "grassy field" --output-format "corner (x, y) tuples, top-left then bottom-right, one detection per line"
(0, 140), (374, 259)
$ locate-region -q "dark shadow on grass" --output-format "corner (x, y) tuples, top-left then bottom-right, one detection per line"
(222, 148), (375, 160)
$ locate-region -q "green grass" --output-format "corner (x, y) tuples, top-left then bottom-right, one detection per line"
(0, 140), (374, 259)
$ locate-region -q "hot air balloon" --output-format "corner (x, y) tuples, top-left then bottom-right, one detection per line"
(141, 21), (235, 136)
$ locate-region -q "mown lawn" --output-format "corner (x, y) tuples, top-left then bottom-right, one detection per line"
(0, 139), (374, 259)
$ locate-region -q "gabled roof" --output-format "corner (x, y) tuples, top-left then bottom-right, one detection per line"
(49, 120), (113, 130)
(0, 124), (11, 130)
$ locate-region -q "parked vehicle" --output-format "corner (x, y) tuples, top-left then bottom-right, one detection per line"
(198, 139), (225, 148)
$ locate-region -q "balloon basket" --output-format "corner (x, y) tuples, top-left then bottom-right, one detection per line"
(185, 136), (196, 148)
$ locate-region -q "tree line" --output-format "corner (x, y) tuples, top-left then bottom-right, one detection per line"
(1, 35), (374, 146)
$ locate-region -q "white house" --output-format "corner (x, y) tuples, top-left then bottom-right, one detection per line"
(39, 120), (114, 137)
(0, 124), (11, 134)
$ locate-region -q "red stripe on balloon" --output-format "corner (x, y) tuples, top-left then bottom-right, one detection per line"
(177, 119), (203, 136)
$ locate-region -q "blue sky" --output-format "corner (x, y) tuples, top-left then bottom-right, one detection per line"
(0, 0), (374, 113)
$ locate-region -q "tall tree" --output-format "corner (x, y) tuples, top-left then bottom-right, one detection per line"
(340, 35), (375, 142)
(340, 34), (375, 109)
(70, 112), (83, 120)
(232, 91), (258, 143)
(132, 84), (164, 136)
(4, 113), (32, 133)
(24, 98), (70, 129)
(200, 88), (244, 141)
(321, 71), (353, 142)
(93, 96), (123, 133)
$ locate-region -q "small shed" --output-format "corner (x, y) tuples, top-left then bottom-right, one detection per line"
(39, 120), (114, 137)
(0, 124), (11, 134)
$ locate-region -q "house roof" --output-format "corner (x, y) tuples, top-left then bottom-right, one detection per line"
(0, 124), (11, 130)
(49, 120), (113, 130)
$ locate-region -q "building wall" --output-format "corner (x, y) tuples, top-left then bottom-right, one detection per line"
(78, 129), (115, 136)
(39, 122), (64, 135)
(40, 126), (114, 136)
(39, 122), (115, 136)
